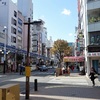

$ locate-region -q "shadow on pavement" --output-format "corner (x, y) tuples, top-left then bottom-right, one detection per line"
(21, 82), (100, 100)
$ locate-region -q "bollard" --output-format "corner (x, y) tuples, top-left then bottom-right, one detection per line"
(34, 79), (38, 91)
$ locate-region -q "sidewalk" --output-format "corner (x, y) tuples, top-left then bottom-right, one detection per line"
(20, 73), (100, 100)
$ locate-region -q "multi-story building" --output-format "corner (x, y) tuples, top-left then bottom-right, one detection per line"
(78, 0), (100, 76)
(46, 36), (53, 58)
(68, 42), (74, 56)
(0, 0), (18, 72)
(42, 27), (47, 56)
(17, 0), (33, 52)
(0, 0), (17, 47)
(32, 20), (46, 55)
(17, 11), (24, 49)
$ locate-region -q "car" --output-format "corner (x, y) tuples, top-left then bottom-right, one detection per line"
(38, 65), (48, 71)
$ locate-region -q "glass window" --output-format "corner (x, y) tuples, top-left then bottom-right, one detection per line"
(18, 18), (22, 26)
(89, 31), (100, 45)
(14, 11), (17, 17)
(18, 27), (22, 34)
(11, 27), (16, 34)
(11, 36), (16, 43)
(18, 36), (22, 43)
(12, 18), (17, 26)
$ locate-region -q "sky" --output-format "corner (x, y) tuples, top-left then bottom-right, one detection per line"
(12, 0), (78, 42)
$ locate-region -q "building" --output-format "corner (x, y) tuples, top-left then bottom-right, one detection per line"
(0, 0), (17, 47)
(78, 0), (100, 76)
(68, 42), (74, 56)
(17, 0), (33, 52)
(46, 36), (53, 58)
(32, 19), (48, 57)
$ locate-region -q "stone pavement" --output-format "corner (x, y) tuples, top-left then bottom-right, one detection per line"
(20, 73), (100, 100)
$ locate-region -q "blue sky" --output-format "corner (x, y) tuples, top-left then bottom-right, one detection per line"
(12, 0), (78, 42)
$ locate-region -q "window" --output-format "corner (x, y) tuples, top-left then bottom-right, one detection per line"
(18, 18), (22, 26)
(18, 45), (22, 49)
(14, 11), (17, 17)
(11, 36), (16, 43)
(0, 32), (5, 38)
(2, 2), (6, 5)
(18, 27), (22, 34)
(11, 27), (16, 34)
(12, 18), (17, 26)
(18, 36), (22, 43)
(89, 31), (100, 45)
(13, 19), (17, 26)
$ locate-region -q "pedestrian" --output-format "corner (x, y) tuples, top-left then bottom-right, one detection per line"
(67, 66), (70, 75)
(77, 65), (79, 71)
(89, 67), (98, 87)
(19, 64), (23, 75)
(62, 66), (65, 74)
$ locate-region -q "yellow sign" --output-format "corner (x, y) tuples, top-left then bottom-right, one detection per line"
(25, 67), (31, 77)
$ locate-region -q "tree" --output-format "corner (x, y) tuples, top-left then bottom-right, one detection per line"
(51, 39), (72, 62)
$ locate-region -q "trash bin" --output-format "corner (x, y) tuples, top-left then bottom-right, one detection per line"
(0, 83), (20, 100)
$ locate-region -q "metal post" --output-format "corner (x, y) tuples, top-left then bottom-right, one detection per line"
(3, 26), (7, 74)
(34, 79), (38, 91)
(26, 18), (30, 99)
(24, 18), (34, 99)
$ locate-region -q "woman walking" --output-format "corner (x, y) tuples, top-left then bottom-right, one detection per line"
(89, 67), (98, 87)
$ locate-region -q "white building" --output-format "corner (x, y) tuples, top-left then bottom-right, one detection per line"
(78, 0), (100, 76)
(17, 0), (33, 21)
(0, 25), (5, 45)
(0, 0), (18, 47)
(17, 0), (33, 52)
(46, 36), (53, 58)
(32, 20), (47, 56)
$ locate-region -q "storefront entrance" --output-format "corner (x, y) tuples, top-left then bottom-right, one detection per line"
(92, 60), (99, 73)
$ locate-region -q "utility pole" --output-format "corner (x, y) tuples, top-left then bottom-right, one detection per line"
(3, 26), (7, 74)
(24, 18), (34, 99)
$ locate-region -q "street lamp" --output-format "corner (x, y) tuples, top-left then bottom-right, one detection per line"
(3, 26), (7, 74)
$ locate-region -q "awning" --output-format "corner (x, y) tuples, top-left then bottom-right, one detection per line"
(63, 56), (85, 62)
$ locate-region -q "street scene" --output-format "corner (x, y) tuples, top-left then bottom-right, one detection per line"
(0, 67), (100, 100)
(0, 0), (100, 100)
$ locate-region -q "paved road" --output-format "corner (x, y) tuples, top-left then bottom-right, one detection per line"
(20, 72), (100, 100)
(0, 68), (55, 92)
(0, 68), (100, 100)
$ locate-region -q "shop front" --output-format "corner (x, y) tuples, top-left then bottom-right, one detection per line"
(87, 52), (100, 73)
(63, 56), (85, 73)
(63, 56), (85, 63)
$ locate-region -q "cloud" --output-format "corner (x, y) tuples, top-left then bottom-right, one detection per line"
(68, 33), (73, 36)
(61, 8), (71, 16)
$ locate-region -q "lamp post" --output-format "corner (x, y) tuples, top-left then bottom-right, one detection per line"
(3, 26), (7, 74)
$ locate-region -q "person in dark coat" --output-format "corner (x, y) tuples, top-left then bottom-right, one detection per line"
(19, 64), (24, 75)
(89, 67), (98, 86)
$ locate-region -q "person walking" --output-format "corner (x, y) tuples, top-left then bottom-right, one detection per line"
(89, 67), (98, 87)
(67, 66), (70, 75)
(19, 64), (24, 75)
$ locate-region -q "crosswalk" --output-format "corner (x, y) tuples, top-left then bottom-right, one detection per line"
(32, 71), (55, 75)
(47, 75), (89, 86)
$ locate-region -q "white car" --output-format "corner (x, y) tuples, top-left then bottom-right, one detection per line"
(39, 65), (48, 71)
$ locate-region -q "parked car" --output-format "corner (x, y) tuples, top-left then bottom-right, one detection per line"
(38, 65), (48, 71)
